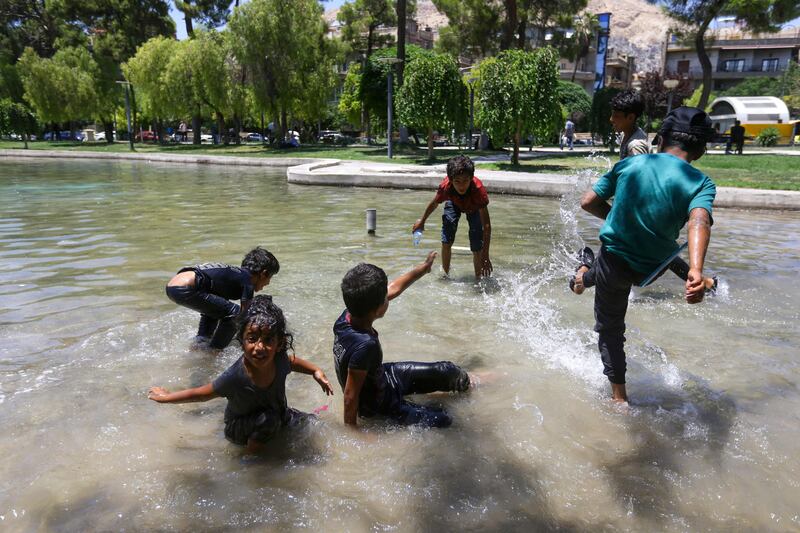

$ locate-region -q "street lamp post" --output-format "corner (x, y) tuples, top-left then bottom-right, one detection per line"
(664, 78), (679, 115)
(115, 80), (134, 151)
(378, 57), (404, 159)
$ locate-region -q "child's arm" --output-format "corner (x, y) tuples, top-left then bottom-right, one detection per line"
(148, 384), (218, 403)
(478, 206), (492, 276)
(289, 354), (334, 395)
(580, 190), (611, 220)
(685, 207), (711, 304)
(387, 251), (437, 300)
(412, 197), (439, 233)
(343, 368), (367, 427)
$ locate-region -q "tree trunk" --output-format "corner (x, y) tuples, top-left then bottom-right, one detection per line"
(571, 54), (580, 82)
(427, 126), (434, 159)
(396, 0), (406, 86)
(234, 115), (241, 144)
(192, 113), (202, 145)
(512, 124), (520, 165)
(23, 132), (28, 149)
(280, 108), (288, 142)
(695, 18), (714, 110)
(516, 18), (526, 49)
(217, 111), (225, 145)
(184, 12), (194, 38)
(500, 0), (518, 51)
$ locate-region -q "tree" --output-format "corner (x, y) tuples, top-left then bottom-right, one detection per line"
(338, 63), (364, 127)
(664, 0), (800, 109)
(590, 86), (620, 150)
(123, 36), (179, 140)
(396, 53), (466, 159)
(557, 80), (591, 131)
(173, 0), (231, 38)
(17, 47), (99, 135)
(337, 0), (396, 60)
(638, 71), (693, 130)
(0, 0), (65, 60)
(476, 47), (560, 164)
(229, 0), (331, 142)
(0, 98), (37, 148)
(565, 12), (599, 83)
(433, 0), (586, 60)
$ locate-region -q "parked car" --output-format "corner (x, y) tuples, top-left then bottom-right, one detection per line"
(134, 130), (156, 142)
(245, 132), (263, 142)
(200, 133), (213, 143)
(43, 131), (84, 141)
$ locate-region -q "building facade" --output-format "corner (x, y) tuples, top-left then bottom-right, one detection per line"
(663, 27), (800, 91)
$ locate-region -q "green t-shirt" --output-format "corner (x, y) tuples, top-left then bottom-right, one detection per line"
(592, 152), (716, 274)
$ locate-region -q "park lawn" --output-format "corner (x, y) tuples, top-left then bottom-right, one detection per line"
(2, 141), (798, 190)
(481, 153), (800, 191)
(0, 140), (494, 165)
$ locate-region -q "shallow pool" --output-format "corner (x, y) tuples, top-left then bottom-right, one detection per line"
(0, 158), (798, 531)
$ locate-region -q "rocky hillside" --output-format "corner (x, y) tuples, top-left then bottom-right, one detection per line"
(325, 0), (671, 72)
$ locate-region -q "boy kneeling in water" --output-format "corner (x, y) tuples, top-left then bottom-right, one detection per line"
(333, 252), (472, 429)
(149, 295), (334, 453)
(166, 247), (279, 350)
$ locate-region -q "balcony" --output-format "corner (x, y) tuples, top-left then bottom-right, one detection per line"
(668, 60), (791, 80)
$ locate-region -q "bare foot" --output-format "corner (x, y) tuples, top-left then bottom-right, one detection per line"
(468, 371), (499, 388)
(611, 383), (628, 404)
(571, 266), (589, 295)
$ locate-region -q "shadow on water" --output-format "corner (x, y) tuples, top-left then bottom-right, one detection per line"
(408, 423), (586, 532)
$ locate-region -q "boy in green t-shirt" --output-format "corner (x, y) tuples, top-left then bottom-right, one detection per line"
(571, 107), (717, 403)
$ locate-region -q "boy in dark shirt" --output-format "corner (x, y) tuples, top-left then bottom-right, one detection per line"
(166, 247), (279, 349)
(149, 296), (334, 453)
(333, 252), (471, 428)
(412, 155), (492, 279)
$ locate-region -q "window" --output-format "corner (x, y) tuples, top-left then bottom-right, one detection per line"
(677, 60), (690, 74)
(762, 58), (779, 72)
(721, 59), (745, 72)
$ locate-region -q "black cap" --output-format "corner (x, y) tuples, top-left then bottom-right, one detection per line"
(659, 106), (715, 142)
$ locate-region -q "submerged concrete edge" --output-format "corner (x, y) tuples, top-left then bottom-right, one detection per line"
(3, 149), (798, 210)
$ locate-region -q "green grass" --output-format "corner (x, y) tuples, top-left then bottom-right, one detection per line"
(482, 153), (800, 191)
(0, 140), (497, 165)
(2, 140), (799, 190)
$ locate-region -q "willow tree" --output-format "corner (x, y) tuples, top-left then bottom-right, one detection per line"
(228, 0), (330, 141)
(396, 52), (466, 159)
(477, 47), (560, 164)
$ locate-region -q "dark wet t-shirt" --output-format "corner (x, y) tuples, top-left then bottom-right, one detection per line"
(179, 263), (253, 302)
(212, 354), (290, 423)
(332, 310), (389, 416)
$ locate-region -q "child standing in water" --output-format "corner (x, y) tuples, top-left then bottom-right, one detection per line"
(166, 247), (279, 350)
(149, 295), (334, 452)
(412, 155), (492, 279)
(571, 107), (717, 403)
(333, 252), (472, 429)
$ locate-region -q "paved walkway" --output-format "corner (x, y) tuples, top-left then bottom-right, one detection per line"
(3, 149), (799, 211)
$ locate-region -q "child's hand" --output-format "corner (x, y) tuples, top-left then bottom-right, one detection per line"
(412, 219), (425, 233)
(148, 386), (170, 402)
(422, 251), (438, 272)
(313, 370), (335, 396)
(685, 268), (705, 304)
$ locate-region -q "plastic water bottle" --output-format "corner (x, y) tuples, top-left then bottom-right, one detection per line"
(412, 230), (423, 247)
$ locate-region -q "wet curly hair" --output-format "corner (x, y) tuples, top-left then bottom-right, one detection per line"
(237, 295), (294, 356)
(611, 90), (644, 118)
(241, 247), (280, 276)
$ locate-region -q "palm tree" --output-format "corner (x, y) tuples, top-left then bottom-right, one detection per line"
(569, 13), (600, 83)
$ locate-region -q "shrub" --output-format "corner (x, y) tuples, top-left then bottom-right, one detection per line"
(756, 127), (780, 147)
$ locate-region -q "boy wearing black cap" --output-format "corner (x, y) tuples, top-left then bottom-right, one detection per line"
(570, 107), (717, 403)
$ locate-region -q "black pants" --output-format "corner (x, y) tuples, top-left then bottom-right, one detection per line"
(381, 361), (470, 428)
(165, 285), (240, 349)
(224, 407), (311, 446)
(581, 247), (647, 385)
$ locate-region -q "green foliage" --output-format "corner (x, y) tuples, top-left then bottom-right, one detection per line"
(720, 77), (783, 98)
(228, 0), (331, 131)
(756, 127), (780, 147)
(476, 47), (560, 163)
(557, 81), (591, 131)
(338, 63), (363, 126)
(590, 87), (620, 149)
(685, 86), (716, 111)
(17, 47), (99, 125)
(396, 52), (466, 158)
(337, 0), (396, 57)
(123, 36), (179, 121)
